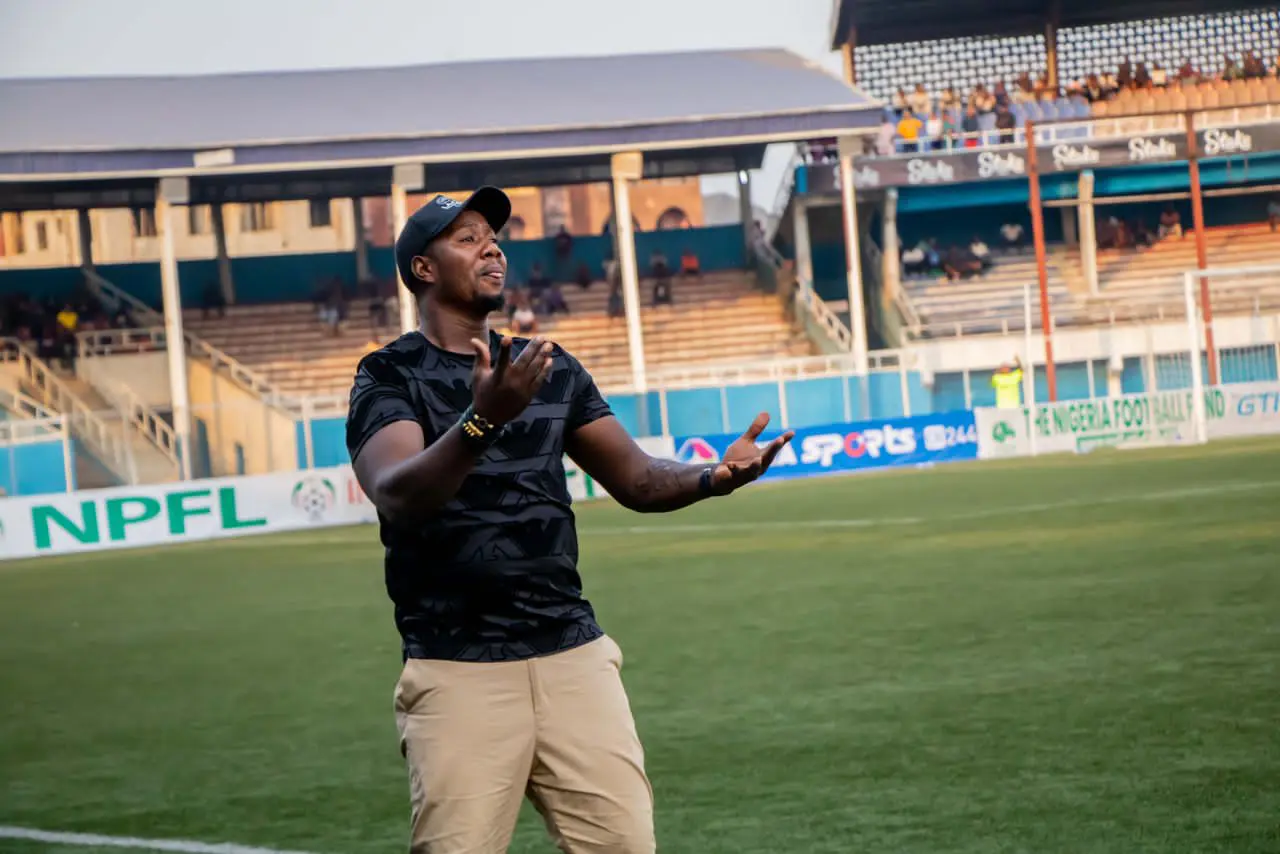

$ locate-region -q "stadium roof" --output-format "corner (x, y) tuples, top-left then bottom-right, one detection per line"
(829, 0), (1272, 48)
(0, 49), (880, 209)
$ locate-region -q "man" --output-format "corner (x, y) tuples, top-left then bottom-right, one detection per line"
(992, 358), (1024, 409)
(896, 107), (924, 151)
(346, 186), (793, 854)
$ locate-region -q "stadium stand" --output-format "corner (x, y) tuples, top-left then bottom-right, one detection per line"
(184, 269), (812, 396)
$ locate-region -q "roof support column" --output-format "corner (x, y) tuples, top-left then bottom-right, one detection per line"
(611, 152), (648, 397)
(210, 203), (235, 305)
(881, 187), (901, 304)
(352, 198), (370, 283)
(1045, 0), (1061, 90)
(1078, 171), (1098, 295)
(157, 178), (193, 482)
(392, 164), (425, 335)
(738, 168), (755, 261)
(841, 26), (858, 86)
(837, 136), (869, 374)
(792, 196), (813, 295)
(75, 209), (94, 271)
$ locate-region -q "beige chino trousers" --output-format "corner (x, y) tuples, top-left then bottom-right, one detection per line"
(394, 635), (655, 854)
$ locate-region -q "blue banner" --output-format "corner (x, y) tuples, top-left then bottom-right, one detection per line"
(673, 411), (978, 481)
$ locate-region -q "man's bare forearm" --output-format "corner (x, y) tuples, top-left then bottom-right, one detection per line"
(375, 426), (483, 522)
(622, 457), (710, 513)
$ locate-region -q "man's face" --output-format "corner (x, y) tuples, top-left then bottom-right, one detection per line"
(411, 210), (507, 314)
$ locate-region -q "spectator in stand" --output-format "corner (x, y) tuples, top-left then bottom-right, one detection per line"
(510, 290), (538, 335)
(961, 104), (981, 146)
(1134, 62), (1151, 89)
(901, 242), (928, 277)
(554, 225), (573, 260)
(1178, 61), (1200, 85)
(362, 276), (388, 331)
(972, 84), (996, 114)
(943, 244), (984, 281)
(876, 116), (896, 155)
(939, 86), (960, 112)
(1085, 74), (1105, 102)
(1159, 205), (1183, 240)
(897, 108), (924, 151)
(908, 83), (931, 117)
(1151, 62), (1168, 87)
(573, 262), (593, 290)
(201, 279), (226, 320)
(1223, 55), (1244, 81)
(607, 280), (624, 319)
(993, 81), (1011, 110)
(320, 278), (346, 336)
(1244, 51), (1267, 79)
(1132, 219), (1156, 249)
(925, 109), (944, 149)
(891, 87), (909, 114)
(1011, 75), (1035, 104)
(1117, 58), (1133, 89)
(527, 262), (551, 297)
(969, 235), (992, 270)
(680, 248), (700, 278)
(1001, 221), (1026, 252)
(940, 109), (959, 149)
(540, 281), (570, 317)
(553, 225), (573, 280)
(1267, 196), (1280, 232)
(649, 249), (669, 279)
(994, 104), (1016, 144)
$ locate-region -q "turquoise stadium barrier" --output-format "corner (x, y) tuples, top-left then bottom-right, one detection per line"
(0, 439), (70, 496)
(293, 350), (1280, 471)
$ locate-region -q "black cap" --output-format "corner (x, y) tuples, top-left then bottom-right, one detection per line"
(395, 186), (512, 292)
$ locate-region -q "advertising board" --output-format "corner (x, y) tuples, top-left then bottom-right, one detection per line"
(673, 411), (979, 481)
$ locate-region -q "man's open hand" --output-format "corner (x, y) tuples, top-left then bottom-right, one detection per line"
(710, 412), (795, 495)
(470, 335), (554, 426)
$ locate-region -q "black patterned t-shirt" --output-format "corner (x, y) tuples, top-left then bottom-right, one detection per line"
(346, 330), (613, 662)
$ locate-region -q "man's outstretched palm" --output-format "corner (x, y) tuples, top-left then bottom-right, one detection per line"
(710, 412), (795, 495)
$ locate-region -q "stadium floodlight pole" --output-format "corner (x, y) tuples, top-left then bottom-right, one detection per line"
(611, 151), (649, 398)
(1185, 113), (1220, 387)
(1024, 120), (1058, 402)
(156, 177), (194, 483)
(391, 164), (425, 336)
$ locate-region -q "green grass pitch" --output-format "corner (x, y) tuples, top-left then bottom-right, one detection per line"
(2, 438), (1279, 854)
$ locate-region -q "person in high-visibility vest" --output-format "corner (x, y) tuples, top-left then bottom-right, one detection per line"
(992, 358), (1024, 409)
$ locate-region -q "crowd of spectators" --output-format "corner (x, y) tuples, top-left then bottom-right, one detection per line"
(867, 51), (1280, 155)
(0, 286), (135, 370)
(901, 222), (1027, 282)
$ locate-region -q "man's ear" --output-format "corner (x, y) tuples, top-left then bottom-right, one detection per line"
(410, 254), (434, 288)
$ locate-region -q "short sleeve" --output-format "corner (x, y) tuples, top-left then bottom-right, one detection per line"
(346, 352), (419, 463)
(564, 351), (613, 432)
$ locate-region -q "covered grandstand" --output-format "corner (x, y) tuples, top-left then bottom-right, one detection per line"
(0, 48), (881, 491)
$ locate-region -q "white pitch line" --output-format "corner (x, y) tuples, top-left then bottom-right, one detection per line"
(584, 478), (1280, 536)
(0, 826), (322, 854)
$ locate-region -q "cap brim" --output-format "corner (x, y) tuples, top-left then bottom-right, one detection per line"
(461, 186), (512, 236)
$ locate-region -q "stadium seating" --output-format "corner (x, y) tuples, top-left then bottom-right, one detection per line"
(1086, 223), (1280, 320)
(185, 270), (813, 396)
(901, 224), (1280, 337)
(1094, 77), (1280, 118)
(900, 249), (1083, 336)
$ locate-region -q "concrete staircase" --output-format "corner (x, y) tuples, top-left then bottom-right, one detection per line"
(60, 375), (180, 486)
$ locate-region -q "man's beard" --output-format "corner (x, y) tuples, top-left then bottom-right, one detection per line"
(473, 292), (505, 315)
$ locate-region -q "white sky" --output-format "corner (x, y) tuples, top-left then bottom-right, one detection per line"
(0, 0), (846, 209)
